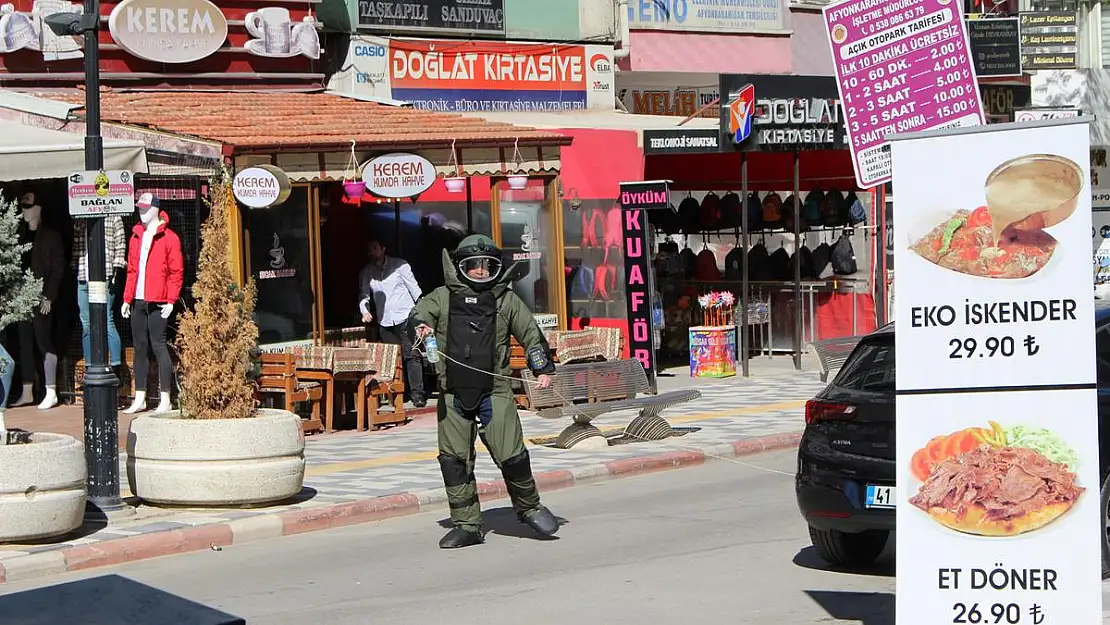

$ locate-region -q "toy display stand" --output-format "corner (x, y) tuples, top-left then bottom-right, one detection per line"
(688, 325), (738, 378)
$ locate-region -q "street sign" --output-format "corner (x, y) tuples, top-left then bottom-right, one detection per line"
(823, 0), (986, 188)
(890, 117), (1101, 625)
(67, 170), (136, 218)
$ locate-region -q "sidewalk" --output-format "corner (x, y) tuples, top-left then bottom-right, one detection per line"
(0, 358), (828, 584)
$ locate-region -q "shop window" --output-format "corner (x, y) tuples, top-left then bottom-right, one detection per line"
(397, 200), (492, 293)
(563, 198), (627, 324)
(497, 179), (558, 315)
(246, 187), (315, 344)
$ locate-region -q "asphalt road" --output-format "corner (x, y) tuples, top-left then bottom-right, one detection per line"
(0, 450), (1106, 624)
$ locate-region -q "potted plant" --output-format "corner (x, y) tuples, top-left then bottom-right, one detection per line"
(0, 196), (86, 542)
(125, 167), (305, 507)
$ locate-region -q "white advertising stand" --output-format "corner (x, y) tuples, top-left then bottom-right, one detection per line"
(890, 117), (1102, 625)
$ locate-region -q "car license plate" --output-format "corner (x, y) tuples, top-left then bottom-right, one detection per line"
(865, 484), (896, 509)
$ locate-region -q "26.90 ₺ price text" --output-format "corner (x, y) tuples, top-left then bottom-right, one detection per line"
(953, 602), (1045, 624)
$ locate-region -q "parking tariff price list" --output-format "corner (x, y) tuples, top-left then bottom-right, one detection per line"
(824, 0), (986, 188)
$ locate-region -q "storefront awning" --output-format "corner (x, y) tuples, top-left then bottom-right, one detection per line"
(0, 120), (148, 181)
(32, 90), (571, 180)
(458, 110), (719, 147)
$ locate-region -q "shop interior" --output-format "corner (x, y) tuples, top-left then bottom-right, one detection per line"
(640, 149), (883, 371)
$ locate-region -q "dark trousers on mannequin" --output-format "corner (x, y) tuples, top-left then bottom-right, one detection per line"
(131, 300), (173, 393)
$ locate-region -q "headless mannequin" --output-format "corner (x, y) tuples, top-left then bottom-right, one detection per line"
(12, 200), (61, 410)
(122, 201), (176, 414)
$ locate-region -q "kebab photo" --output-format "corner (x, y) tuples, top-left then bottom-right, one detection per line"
(908, 421), (1084, 537)
(908, 154), (1082, 279)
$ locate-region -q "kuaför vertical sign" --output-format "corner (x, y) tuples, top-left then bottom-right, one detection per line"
(823, 0), (986, 188)
(890, 118), (1102, 625)
(618, 180), (668, 392)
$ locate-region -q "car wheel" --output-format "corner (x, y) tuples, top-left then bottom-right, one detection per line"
(808, 525), (888, 568)
(1101, 471), (1110, 580)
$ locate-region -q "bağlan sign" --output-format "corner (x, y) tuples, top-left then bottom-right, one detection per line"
(719, 74), (848, 152)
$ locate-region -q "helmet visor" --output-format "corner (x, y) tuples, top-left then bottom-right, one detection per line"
(458, 255), (502, 284)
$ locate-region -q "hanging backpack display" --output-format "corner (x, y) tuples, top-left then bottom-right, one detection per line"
(845, 191), (867, 226)
(718, 191), (742, 229)
(746, 192), (763, 231)
(831, 234), (858, 275)
(698, 191), (721, 232)
(724, 246), (745, 280)
(680, 246), (697, 278)
(678, 195), (700, 235)
(694, 247), (721, 280)
(762, 192), (784, 230)
(794, 243), (816, 280)
(810, 241), (832, 277)
(768, 246), (792, 281)
(821, 190), (845, 227)
(748, 241), (771, 281)
(803, 190), (825, 227)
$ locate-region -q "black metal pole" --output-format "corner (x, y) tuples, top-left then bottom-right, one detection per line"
(739, 153), (749, 378)
(80, 0), (124, 514)
(792, 152), (802, 371)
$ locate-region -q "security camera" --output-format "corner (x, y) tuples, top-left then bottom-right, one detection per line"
(44, 12), (95, 36)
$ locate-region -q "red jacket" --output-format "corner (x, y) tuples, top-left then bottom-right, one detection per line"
(124, 211), (184, 305)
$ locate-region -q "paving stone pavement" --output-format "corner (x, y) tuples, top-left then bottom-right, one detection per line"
(0, 369), (828, 560)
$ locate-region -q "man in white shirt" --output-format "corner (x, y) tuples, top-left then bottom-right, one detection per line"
(359, 239), (426, 407)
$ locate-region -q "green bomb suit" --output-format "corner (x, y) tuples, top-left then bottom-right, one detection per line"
(410, 243), (558, 545)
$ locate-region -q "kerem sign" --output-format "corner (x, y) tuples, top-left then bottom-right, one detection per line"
(361, 152), (436, 199)
(108, 0), (229, 64)
(233, 165), (291, 209)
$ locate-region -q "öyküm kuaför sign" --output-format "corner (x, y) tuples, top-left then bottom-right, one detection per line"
(361, 152), (436, 199)
(890, 118), (1102, 625)
(67, 170), (136, 218)
(232, 165), (291, 209)
(823, 0), (986, 189)
(619, 180), (667, 392)
(108, 0), (229, 64)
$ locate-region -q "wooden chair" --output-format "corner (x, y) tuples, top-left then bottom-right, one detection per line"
(356, 346), (409, 430)
(257, 352), (324, 434)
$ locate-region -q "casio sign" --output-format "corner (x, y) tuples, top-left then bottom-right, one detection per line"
(355, 44), (386, 57)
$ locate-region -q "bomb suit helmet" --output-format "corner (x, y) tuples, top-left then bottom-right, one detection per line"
(453, 234), (504, 290)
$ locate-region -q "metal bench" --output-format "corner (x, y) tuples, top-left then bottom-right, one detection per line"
(810, 336), (864, 382)
(521, 359), (701, 449)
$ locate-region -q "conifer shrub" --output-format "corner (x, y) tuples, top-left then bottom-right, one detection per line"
(0, 195), (42, 443)
(174, 167), (259, 420)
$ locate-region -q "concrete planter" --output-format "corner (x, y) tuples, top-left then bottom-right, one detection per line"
(0, 433), (86, 542)
(127, 409), (305, 507)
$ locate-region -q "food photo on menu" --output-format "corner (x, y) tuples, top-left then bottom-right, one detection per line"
(908, 154), (1083, 279)
(907, 421), (1083, 537)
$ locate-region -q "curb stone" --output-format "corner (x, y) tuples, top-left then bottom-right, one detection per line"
(0, 430), (802, 584)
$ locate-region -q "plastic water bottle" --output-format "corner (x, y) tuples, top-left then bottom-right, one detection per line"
(424, 334), (440, 364)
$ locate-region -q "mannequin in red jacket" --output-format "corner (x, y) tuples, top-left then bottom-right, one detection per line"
(121, 193), (183, 414)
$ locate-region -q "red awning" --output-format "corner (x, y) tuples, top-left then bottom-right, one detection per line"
(554, 128), (645, 201)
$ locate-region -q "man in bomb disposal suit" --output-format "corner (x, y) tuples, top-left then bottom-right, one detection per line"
(411, 235), (560, 548)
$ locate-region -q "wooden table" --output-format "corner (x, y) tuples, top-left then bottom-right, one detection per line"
(283, 345), (386, 433)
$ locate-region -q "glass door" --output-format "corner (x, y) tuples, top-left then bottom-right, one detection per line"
(492, 177), (566, 328)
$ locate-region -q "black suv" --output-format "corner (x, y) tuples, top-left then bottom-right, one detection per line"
(796, 301), (1110, 576)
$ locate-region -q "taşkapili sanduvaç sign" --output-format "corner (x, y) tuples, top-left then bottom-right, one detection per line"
(361, 152), (437, 199)
(108, 0), (229, 64)
(232, 165), (292, 209)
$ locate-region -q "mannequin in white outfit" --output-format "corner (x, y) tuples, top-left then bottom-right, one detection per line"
(121, 194), (182, 414)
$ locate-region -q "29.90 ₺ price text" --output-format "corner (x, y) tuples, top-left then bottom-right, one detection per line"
(948, 335), (1040, 359)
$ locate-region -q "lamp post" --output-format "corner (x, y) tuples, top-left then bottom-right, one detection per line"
(46, 0), (126, 516)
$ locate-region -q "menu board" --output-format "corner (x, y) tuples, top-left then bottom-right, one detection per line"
(890, 119), (1102, 625)
(823, 0), (986, 188)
